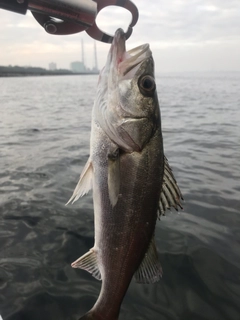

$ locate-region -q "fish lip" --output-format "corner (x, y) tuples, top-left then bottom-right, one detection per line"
(126, 43), (150, 58)
(113, 28), (126, 45)
(110, 28), (126, 65)
(110, 29), (150, 72)
(112, 29), (149, 60)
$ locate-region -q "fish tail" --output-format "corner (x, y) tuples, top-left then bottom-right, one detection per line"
(78, 311), (102, 320)
(79, 311), (118, 320)
(79, 312), (94, 319)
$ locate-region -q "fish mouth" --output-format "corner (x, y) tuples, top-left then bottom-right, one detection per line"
(110, 28), (151, 77)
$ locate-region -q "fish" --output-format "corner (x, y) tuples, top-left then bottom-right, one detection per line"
(68, 28), (183, 320)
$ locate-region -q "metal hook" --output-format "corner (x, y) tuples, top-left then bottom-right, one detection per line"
(86, 0), (139, 43)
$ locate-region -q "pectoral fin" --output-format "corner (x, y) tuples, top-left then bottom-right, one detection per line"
(158, 156), (183, 217)
(66, 158), (93, 205)
(71, 248), (101, 281)
(108, 147), (120, 207)
(134, 237), (162, 283)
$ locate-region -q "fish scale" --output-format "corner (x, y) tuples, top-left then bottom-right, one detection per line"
(68, 28), (182, 320)
(90, 124), (163, 319)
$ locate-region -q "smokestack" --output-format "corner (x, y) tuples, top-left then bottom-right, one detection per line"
(94, 41), (98, 71)
(81, 39), (85, 67)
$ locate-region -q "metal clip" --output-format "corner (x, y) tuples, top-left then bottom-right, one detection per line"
(29, 0), (138, 42)
(30, 0), (97, 35)
(86, 0), (139, 43)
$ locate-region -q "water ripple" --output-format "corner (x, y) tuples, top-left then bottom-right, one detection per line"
(0, 73), (240, 320)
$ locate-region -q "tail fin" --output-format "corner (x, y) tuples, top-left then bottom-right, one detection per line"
(79, 311), (118, 320)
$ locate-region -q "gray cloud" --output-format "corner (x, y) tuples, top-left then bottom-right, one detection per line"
(134, 0), (240, 43)
(0, 0), (240, 72)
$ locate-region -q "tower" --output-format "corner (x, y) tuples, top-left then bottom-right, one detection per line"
(81, 39), (85, 70)
(93, 41), (98, 72)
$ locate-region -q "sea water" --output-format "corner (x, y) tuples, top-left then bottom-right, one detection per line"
(0, 73), (239, 320)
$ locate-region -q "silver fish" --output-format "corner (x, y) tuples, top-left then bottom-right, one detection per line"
(68, 28), (182, 320)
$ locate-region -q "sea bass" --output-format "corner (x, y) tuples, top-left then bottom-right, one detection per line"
(68, 28), (182, 320)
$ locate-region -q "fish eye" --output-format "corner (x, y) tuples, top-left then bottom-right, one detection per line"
(138, 75), (156, 96)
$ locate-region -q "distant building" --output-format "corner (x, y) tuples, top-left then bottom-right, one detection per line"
(70, 61), (86, 73)
(91, 66), (99, 73)
(49, 62), (57, 71)
(69, 40), (99, 74)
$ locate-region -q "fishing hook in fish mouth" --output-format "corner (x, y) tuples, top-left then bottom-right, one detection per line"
(28, 0), (138, 42)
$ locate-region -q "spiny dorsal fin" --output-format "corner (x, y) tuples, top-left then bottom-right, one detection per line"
(158, 156), (183, 217)
(71, 249), (101, 281)
(66, 158), (93, 205)
(134, 237), (162, 283)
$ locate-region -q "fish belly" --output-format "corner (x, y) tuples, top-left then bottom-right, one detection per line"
(91, 121), (164, 317)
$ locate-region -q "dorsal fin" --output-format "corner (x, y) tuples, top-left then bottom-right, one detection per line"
(159, 156), (183, 217)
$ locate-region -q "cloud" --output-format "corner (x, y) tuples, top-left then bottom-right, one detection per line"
(0, 0), (240, 72)
(133, 0), (240, 44)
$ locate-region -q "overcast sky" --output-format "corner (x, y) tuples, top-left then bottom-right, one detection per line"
(0, 0), (240, 72)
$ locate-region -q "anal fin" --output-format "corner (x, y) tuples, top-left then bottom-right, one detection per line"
(71, 248), (101, 281)
(134, 237), (162, 284)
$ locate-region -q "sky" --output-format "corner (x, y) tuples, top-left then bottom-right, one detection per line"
(0, 0), (240, 73)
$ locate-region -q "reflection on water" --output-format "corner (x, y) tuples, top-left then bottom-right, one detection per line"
(0, 73), (240, 320)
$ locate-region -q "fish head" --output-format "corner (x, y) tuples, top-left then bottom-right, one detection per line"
(96, 28), (161, 152)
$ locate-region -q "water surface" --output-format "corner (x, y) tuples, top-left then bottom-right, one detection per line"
(0, 73), (239, 320)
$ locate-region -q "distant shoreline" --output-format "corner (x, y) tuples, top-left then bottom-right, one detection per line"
(0, 73), (99, 78)
(0, 65), (99, 78)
